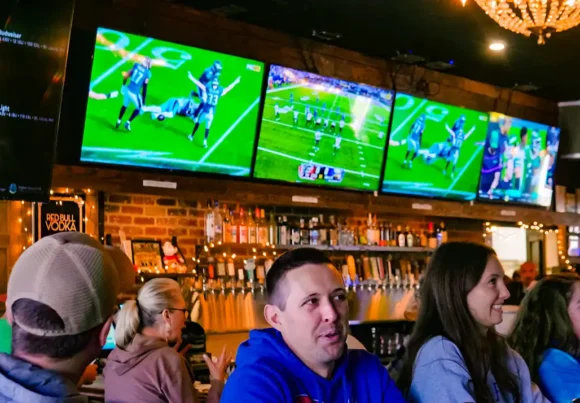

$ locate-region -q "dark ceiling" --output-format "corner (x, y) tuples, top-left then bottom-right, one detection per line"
(170, 0), (580, 102)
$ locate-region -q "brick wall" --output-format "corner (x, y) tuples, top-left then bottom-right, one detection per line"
(104, 194), (205, 258)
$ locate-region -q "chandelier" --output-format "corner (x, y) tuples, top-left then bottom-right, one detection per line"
(463, 0), (580, 44)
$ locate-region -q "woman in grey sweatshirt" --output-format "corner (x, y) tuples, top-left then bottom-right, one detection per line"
(396, 242), (547, 403)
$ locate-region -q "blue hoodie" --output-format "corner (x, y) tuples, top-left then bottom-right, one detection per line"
(410, 336), (547, 403)
(537, 348), (580, 403)
(221, 328), (406, 403)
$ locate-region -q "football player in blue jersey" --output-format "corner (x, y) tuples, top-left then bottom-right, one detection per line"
(116, 57), (152, 131)
(191, 61), (223, 119)
(443, 115), (475, 178)
(289, 93), (294, 105)
(403, 114), (426, 169)
(187, 73), (241, 148)
(142, 97), (198, 121)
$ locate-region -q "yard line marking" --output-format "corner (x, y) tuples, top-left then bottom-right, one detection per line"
(447, 145), (483, 192)
(81, 155), (248, 172)
(383, 184), (475, 197)
(257, 147), (380, 179)
(263, 118), (384, 150)
(267, 84), (307, 94)
(389, 99), (428, 142)
(90, 38), (154, 90)
(198, 96), (260, 164)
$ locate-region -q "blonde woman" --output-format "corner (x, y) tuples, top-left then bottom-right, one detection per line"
(104, 278), (230, 403)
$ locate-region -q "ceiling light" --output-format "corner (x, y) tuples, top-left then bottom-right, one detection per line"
(489, 41), (505, 51)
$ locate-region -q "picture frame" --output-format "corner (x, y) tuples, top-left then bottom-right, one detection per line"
(131, 239), (163, 273)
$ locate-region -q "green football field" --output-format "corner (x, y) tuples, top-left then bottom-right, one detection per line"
(254, 80), (392, 191)
(382, 93), (490, 200)
(81, 28), (265, 176)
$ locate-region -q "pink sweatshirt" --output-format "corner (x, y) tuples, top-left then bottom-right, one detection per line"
(104, 334), (221, 403)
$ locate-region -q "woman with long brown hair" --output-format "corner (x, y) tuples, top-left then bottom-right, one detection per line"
(509, 273), (580, 402)
(397, 242), (547, 402)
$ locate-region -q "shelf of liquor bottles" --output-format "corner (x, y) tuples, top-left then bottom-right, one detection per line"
(200, 243), (435, 254)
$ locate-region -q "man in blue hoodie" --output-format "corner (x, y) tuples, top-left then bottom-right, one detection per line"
(221, 248), (406, 403)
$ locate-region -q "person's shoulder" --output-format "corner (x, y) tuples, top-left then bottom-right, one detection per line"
(540, 348), (580, 369)
(347, 348), (382, 368)
(416, 336), (464, 365)
(149, 345), (185, 371)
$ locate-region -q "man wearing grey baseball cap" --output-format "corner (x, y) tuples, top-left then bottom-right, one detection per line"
(0, 232), (127, 402)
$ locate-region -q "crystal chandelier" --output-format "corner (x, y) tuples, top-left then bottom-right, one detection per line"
(465, 0), (580, 44)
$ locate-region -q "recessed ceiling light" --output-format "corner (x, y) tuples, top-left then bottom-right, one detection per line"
(489, 41), (506, 51)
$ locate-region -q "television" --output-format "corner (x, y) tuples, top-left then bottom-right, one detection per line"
(81, 28), (265, 177)
(0, 0), (74, 201)
(478, 112), (560, 207)
(253, 65), (394, 191)
(381, 93), (490, 200)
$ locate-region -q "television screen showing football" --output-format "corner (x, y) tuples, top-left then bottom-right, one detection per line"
(382, 93), (489, 200)
(478, 112), (560, 207)
(80, 28), (265, 177)
(253, 65), (394, 191)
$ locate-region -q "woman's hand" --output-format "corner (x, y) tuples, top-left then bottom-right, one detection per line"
(203, 345), (233, 382)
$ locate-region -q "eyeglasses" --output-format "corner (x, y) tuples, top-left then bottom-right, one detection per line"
(165, 308), (189, 319)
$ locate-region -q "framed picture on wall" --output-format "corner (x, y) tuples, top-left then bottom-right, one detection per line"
(131, 240), (163, 273)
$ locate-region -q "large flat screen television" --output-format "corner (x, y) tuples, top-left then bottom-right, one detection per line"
(81, 28), (265, 177)
(0, 0), (74, 201)
(381, 93), (490, 200)
(253, 65), (394, 191)
(478, 112), (560, 207)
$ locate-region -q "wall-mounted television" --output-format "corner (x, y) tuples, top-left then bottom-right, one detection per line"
(80, 28), (265, 177)
(478, 112), (560, 207)
(381, 93), (489, 200)
(0, 0), (74, 201)
(253, 65), (394, 191)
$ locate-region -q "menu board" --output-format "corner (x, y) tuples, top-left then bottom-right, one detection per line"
(0, 0), (74, 201)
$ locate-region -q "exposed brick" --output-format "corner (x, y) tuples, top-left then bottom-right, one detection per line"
(104, 225), (121, 234)
(109, 215), (132, 224)
(105, 204), (120, 213)
(108, 194), (132, 204)
(157, 198), (177, 206)
(111, 236), (121, 246)
(146, 227), (167, 236)
(145, 207), (166, 216)
(122, 226), (144, 236)
(178, 199), (199, 208)
(168, 208), (187, 216)
(133, 196), (156, 205)
(156, 217), (178, 226)
(122, 206), (144, 215)
(189, 228), (204, 238)
(179, 237), (198, 245)
(169, 228), (188, 236)
(134, 217), (155, 225)
(190, 210), (205, 218)
(178, 218), (198, 227)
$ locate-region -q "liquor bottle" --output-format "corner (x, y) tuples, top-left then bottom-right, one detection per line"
(366, 214), (374, 246)
(277, 216), (288, 245)
(268, 212), (278, 245)
(420, 228), (428, 248)
(207, 256), (215, 280)
(309, 218), (320, 246)
(362, 257), (372, 280)
(245, 258), (256, 283)
(214, 201), (223, 243)
(390, 223), (398, 247)
(248, 210), (257, 244)
(318, 214), (328, 246)
(373, 216), (380, 246)
(205, 199), (215, 243)
(329, 215), (339, 246)
(257, 208), (268, 245)
(223, 204), (232, 243)
(439, 221), (448, 244)
(300, 218), (310, 245)
(227, 257), (236, 280)
(265, 257), (274, 274)
(256, 259), (266, 284)
(229, 209), (238, 244)
(406, 226), (414, 248)
(290, 219), (300, 245)
(428, 222), (438, 249)
(217, 256), (226, 278)
(238, 208), (248, 244)
(397, 225), (406, 247)
(358, 220), (368, 245)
